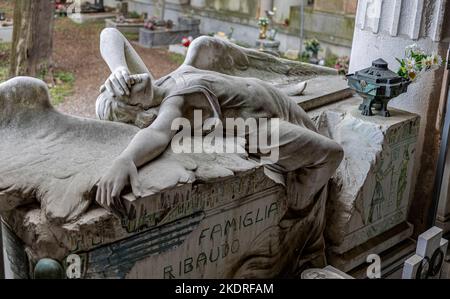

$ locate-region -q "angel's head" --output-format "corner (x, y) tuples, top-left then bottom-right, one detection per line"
(96, 73), (158, 128)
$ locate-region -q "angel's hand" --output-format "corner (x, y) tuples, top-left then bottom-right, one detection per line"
(100, 67), (133, 97)
(95, 157), (142, 216)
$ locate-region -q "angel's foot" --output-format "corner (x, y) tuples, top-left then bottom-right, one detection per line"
(295, 81), (307, 95)
(284, 81), (308, 96)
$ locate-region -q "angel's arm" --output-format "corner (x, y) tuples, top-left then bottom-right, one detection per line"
(100, 28), (151, 75)
(99, 28), (152, 97)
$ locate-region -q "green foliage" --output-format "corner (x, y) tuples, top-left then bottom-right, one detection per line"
(299, 51), (310, 62)
(0, 42), (11, 83)
(0, 0), (14, 18)
(123, 32), (139, 41)
(0, 66), (8, 83)
(128, 11), (141, 19)
(0, 43), (11, 65)
(258, 17), (269, 27)
(305, 39), (321, 55)
(324, 53), (339, 68)
(49, 71), (75, 106)
(168, 53), (185, 66)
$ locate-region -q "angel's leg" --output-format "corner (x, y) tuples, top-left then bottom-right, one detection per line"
(183, 35), (250, 73)
(276, 82), (308, 96)
(100, 28), (151, 76)
(255, 120), (343, 210)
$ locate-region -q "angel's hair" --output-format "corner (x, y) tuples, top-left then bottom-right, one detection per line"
(95, 91), (158, 129)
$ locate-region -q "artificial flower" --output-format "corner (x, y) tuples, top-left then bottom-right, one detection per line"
(421, 56), (433, 71)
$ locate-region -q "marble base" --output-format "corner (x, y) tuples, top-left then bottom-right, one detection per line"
(327, 222), (414, 273)
(348, 237), (416, 279)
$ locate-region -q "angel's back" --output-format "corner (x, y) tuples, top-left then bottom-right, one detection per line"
(163, 65), (317, 132)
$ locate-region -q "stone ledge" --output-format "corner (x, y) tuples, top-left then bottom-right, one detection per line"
(328, 222), (414, 273)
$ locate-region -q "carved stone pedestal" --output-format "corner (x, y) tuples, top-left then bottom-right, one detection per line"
(311, 96), (420, 274)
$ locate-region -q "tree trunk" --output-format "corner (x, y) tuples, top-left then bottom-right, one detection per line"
(9, 0), (55, 78)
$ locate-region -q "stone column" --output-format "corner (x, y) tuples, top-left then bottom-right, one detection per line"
(349, 0), (450, 236)
(437, 54), (450, 233)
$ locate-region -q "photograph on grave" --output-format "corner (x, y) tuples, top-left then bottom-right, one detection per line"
(0, 0), (450, 285)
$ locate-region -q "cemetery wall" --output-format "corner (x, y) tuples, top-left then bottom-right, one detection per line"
(110, 0), (355, 56)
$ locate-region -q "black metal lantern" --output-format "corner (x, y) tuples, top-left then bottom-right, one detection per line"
(347, 58), (411, 117)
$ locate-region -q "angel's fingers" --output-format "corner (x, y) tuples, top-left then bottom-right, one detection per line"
(122, 71), (132, 87)
(111, 77), (125, 96)
(115, 73), (129, 95)
(97, 184), (106, 209)
(105, 80), (116, 97)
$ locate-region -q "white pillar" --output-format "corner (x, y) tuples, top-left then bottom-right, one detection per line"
(349, 0), (450, 235)
(259, 0), (274, 18)
(437, 54), (450, 232)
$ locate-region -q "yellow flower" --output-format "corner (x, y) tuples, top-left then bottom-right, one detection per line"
(408, 70), (417, 81)
(405, 58), (416, 72)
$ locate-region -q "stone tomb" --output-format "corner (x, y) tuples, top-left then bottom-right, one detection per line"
(0, 76), (421, 279)
(139, 17), (201, 48)
(69, 12), (117, 25)
(0, 75), (328, 279)
(105, 18), (145, 34)
(2, 165), (287, 279)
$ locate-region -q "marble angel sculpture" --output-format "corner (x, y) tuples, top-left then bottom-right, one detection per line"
(94, 29), (344, 277)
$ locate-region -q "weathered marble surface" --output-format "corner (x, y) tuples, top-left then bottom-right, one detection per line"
(311, 96), (420, 271)
(0, 77), (258, 248)
(0, 76), (330, 279)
